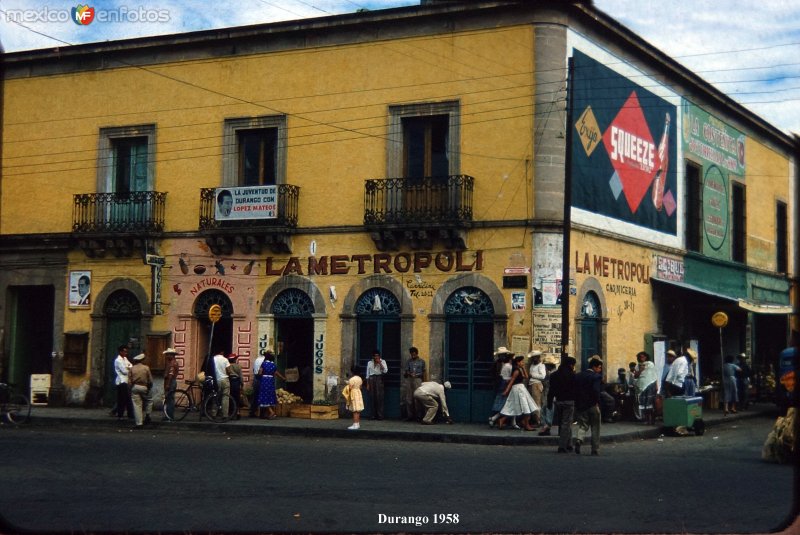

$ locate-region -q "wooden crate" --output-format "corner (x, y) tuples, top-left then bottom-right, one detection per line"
(276, 403), (292, 417)
(310, 405), (339, 420)
(289, 404), (312, 418)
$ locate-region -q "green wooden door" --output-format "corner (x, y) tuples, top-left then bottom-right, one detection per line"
(103, 291), (141, 406)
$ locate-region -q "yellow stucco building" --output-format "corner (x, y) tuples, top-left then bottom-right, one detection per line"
(1, 1), (796, 422)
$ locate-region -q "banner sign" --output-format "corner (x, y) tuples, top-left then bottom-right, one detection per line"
(682, 101), (745, 177)
(215, 186), (277, 220)
(571, 49), (677, 235)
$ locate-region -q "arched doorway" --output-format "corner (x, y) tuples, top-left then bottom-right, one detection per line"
(193, 290), (233, 376)
(579, 291), (602, 369)
(104, 290), (142, 406)
(355, 288), (401, 419)
(272, 289), (315, 403)
(444, 286), (495, 423)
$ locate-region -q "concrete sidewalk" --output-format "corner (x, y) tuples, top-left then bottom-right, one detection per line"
(14, 401), (778, 446)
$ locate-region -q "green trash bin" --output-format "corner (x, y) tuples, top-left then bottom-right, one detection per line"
(663, 396), (704, 433)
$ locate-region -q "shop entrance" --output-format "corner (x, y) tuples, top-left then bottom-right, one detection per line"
(5, 285), (54, 387)
(193, 290), (233, 376)
(104, 290), (142, 406)
(579, 291), (602, 369)
(272, 289), (315, 403)
(355, 289), (401, 419)
(444, 287), (495, 423)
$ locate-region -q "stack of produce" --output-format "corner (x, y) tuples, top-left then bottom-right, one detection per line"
(276, 389), (302, 405)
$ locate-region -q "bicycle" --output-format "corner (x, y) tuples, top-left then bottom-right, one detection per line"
(163, 378), (237, 423)
(203, 387), (238, 423)
(0, 383), (31, 425)
(163, 379), (203, 422)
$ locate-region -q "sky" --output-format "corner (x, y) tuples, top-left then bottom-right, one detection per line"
(0, 0), (798, 135)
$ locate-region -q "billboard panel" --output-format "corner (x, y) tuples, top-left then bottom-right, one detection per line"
(571, 49), (678, 236)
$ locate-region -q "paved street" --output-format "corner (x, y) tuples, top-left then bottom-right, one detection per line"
(0, 413), (792, 533)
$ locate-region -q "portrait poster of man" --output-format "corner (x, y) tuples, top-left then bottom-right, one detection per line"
(69, 271), (91, 308)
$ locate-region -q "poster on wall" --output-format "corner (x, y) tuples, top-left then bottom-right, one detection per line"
(214, 185), (278, 221)
(571, 49), (678, 235)
(511, 292), (526, 311)
(68, 270), (91, 308)
(533, 233), (562, 306)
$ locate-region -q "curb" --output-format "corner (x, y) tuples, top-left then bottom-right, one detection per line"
(20, 408), (771, 446)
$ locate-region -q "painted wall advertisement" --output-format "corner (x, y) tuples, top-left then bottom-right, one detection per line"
(571, 49), (678, 235)
(681, 101), (746, 262)
(682, 101), (745, 177)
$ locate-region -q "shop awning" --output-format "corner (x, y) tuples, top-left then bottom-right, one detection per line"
(651, 277), (738, 302)
(737, 299), (793, 315)
(652, 277), (792, 314)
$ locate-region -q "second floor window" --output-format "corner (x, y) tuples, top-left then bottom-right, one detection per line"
(777, 201), (788, 273)
(113, 137), (148, 193)
(388, 101), (460, 179)
(98, 125), (155, 193)
(238, 128), (277, 186)
(403, 115), (449, 179)
(685, 162), (702, 253)
(223, 116), (287, 187)
(731, 182), (746, 263)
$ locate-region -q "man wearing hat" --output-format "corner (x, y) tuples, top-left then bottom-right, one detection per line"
(162, 348), (180, 421)
(130, 353), (154, 429)
(413, 380), (454, 425)
(665, 349), (690, 397)
(402, 347), (426, 421)
(226, 353), (243, 420)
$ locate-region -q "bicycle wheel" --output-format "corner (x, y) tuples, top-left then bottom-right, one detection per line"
(169, 390), (192, 422)
(5, 394), (31, 424)
(203, 393), (237, 423)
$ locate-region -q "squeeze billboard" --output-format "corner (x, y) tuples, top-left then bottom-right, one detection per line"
(571, 49), (678, 235)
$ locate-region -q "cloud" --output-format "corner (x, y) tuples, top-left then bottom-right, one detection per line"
(1, 0), (797, 133)
(594, 0), (800, 134)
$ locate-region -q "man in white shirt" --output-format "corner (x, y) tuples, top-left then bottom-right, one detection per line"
(413, 381), (454, 425)
(665, 350), (689, 397)
(528, 350), (546, 425)
(249, 351), (266, 417)
(212, 351), (232, 417)
(113, 345), (134, 419)
(365, 350), (388, 420)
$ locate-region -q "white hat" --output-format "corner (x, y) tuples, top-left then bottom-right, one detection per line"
(493, 346), (513, 357)
(163, 348), (178, 355)
(527, 350), (543, 359)
(667, 350), (677, 357)
(443, 381), (452, 389)
(132, 353), (146, 362)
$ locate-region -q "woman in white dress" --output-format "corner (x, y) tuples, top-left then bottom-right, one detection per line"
(496, 356), (539, 430)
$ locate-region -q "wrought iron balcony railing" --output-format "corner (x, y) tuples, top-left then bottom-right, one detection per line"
(72, 191), (166, 233)
(364, 175), (474, 225)
(198, 185), (299, 230)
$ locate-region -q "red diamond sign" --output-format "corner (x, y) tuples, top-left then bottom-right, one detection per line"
(602, 91), (659, 214)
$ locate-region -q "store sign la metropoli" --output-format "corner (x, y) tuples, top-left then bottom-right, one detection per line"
(264, 250), (484, 276)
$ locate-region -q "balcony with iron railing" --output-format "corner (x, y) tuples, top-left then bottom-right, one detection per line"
(199, 185), (299, 254)
(364, 175), (474, 250)
(72, 191), (166, 257)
